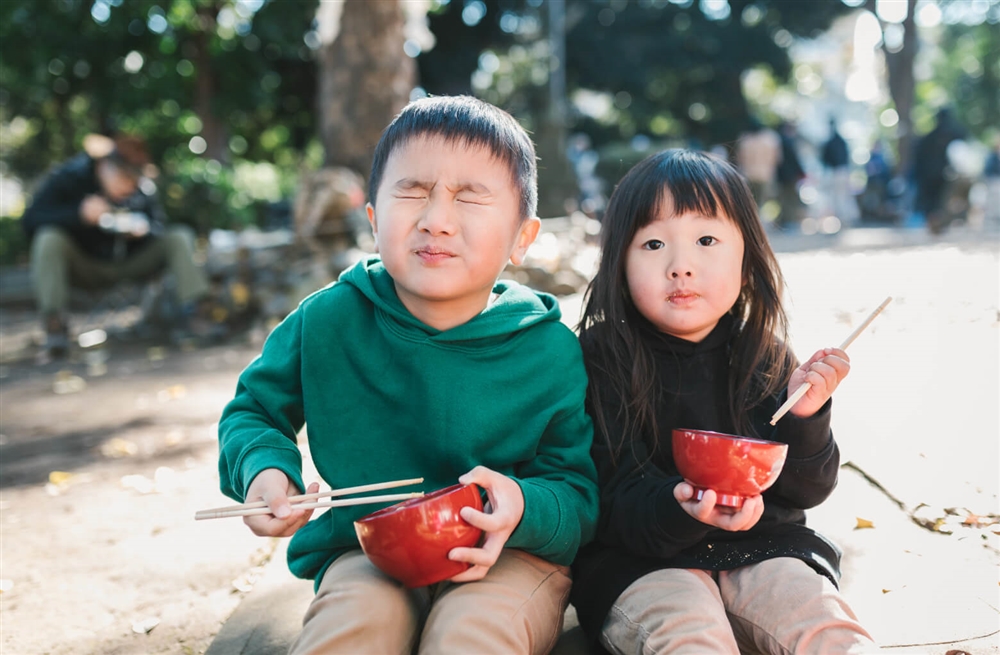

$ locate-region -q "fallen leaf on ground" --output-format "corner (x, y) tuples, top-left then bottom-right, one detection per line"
(855, 517), (875, 530)
(157, 384), (186, 402)
(232, 566), (264, 593)
(100, 438), (138, 458)
(131, 616), (160, 634)
(48, 471), (75, 487)
(52, 371), (86, 395)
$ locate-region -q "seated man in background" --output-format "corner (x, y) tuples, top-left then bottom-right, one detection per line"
(21, 133), (214, 360)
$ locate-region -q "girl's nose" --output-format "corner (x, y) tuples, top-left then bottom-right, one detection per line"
(668, 257), (694, 278)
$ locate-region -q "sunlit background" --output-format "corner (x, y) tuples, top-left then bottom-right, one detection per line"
(1, 0), (997, 252)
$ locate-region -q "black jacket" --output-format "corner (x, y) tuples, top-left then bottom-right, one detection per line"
(821, 133), (849, 169)
(570, 314), (842, 644)
(22, 153), (162, 261)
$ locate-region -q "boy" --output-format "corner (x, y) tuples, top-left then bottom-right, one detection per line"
(218, 96), (599, 654)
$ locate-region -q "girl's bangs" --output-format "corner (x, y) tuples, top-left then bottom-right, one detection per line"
(652, 155), (737, 223)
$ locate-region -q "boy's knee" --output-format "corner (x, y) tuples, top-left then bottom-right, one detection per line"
(295, 567), (421, 655)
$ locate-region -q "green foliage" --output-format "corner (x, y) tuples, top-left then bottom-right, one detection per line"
(0, 215), (29, 266)
(0, 0), (318, 231)
(421, 0), (854, 175)
(930, 21), (1000, 142)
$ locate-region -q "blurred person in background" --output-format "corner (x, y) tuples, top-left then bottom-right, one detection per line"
(979, 135), (999, 227)
(859, 140), (896, 223)
(911, 108), (966, 234)
(735, 118), (781, 214)
(21, 133), (214, 361)
(820, 119), (858, 226)
(775, 121), (806, 230)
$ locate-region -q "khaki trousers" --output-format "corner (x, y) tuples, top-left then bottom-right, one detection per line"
(30, 225), (209, 315)
(601, 557), (878, 655)
(289, 549), (572, 655)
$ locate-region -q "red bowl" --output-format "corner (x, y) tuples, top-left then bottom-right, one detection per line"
(354, 483), (483, 588)
(672, 429), (788, 508)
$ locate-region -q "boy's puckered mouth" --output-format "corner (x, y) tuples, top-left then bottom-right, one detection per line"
(413, 245), (457, 263)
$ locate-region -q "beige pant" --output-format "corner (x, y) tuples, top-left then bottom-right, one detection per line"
(602, 558), (878, 655)
(289, 549), (571, 655)
(30, 225), (209, 315)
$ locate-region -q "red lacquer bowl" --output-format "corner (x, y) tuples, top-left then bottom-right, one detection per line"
(672, 428), (789, 508)
(354, 483), (483, 588)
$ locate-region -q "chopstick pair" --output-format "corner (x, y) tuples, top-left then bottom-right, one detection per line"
(195, 477), (425, 521)
(770, 297), (892, 426)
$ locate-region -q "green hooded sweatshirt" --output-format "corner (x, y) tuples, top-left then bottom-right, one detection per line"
(218, 256), (598, 585)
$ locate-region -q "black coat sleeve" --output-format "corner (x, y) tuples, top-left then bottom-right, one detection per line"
(757, 393), (841, 510)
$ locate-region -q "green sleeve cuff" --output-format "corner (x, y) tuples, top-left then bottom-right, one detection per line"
(505, 478), (573, 564)
(237, 441), (305, 500)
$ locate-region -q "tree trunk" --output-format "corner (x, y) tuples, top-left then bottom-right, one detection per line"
(537, 0), (576, 218)
(317, 0), (415, 181)
(193, 6), (228, 162)
(878, 0), (918, 175)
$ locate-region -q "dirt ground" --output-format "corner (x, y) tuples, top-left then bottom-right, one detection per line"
(0, 325), (274, 655)
(1, 225), (998, 655)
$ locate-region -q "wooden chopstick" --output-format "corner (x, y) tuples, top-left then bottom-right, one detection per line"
(194, 476), (424, 521)
(195, 492), (425, 520)
(770, 297), (892, 426)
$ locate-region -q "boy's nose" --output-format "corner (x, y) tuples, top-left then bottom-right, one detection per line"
(670, 269), (693, 278)
(417, 198), (457, 235)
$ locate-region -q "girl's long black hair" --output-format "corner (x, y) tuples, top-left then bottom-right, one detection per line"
(578, 149), (795, 462)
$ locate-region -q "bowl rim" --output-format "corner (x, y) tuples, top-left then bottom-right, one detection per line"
(354, 482), (479, 525)
(672, 428), (786, 448)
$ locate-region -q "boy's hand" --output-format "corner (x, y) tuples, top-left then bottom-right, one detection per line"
(788, 347), (850, 418)
(674, 481), (764, 531)
(447, 466), (525, 582)
(243, 468), (319, 538)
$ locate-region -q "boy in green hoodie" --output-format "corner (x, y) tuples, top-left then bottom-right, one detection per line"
(217, 95), (599, 654)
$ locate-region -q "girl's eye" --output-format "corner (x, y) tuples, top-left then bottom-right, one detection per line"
(698, 236), (717, 246)
(642, 239), (664, 250)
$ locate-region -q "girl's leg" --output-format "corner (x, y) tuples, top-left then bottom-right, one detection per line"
(718, 557), (878, 655)
(288, 550), (428, 655)
(600, 568), (740, 655)
(418, 550), (571, 655)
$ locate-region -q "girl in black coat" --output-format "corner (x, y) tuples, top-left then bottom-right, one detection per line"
(571, 149), (876, 654)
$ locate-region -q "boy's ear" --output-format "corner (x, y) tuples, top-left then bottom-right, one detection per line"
(508, 216), (541, 266)
(366, 203), (379, 251)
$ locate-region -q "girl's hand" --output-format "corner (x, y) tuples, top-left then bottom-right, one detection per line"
(447, 466), (525, 582)
(788, 347), (851, 418)
(243, 468), (319, 538)
(674, 481), (764, 531)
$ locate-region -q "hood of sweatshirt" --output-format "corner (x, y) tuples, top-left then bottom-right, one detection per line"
(338, 255), (562, 343)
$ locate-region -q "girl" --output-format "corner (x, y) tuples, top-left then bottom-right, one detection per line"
(570, 149), (876, 654)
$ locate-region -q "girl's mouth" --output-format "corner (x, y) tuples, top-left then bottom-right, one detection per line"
(667, 292), (699, 304)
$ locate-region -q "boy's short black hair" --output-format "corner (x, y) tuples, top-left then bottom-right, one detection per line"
(368, 95), (538, 220)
